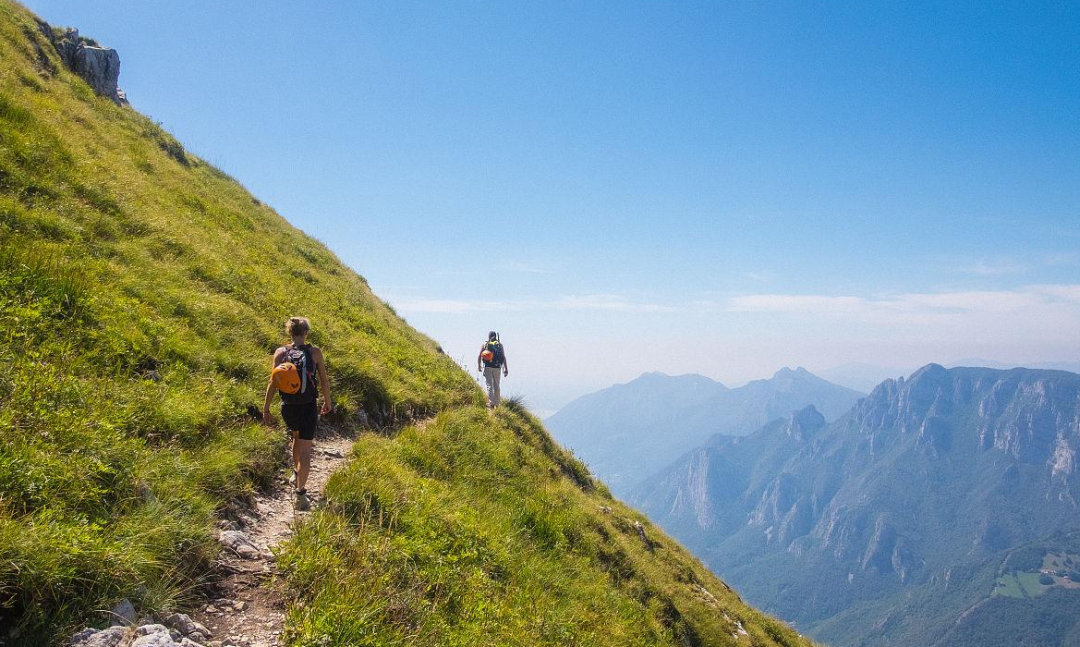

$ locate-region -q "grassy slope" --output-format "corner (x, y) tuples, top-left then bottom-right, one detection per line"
(0, 3), (475, 640)
(0, 3), (815, 645)
(279, 404), (811, 647)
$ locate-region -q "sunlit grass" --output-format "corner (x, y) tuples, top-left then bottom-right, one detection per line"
(0, 2), (813, 645)
(0, 2), (477, 642)
(277, 406), (814, 647)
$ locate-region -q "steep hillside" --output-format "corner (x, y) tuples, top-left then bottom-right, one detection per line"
(278, 403), (811, 646)
(631, 365), (1080, 646)
(0, 3), (815, 646)
(0, 2), (476, 640)
(546, 368), (863, 495)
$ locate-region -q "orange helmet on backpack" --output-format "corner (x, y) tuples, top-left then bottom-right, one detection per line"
(481, 350), (495, 362)
(272, 362), (302, 394)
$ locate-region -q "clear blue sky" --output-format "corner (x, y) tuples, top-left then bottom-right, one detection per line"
(26, 0), (1080, 412)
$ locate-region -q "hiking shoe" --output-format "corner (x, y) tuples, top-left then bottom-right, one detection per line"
(295, 489), (310, 511)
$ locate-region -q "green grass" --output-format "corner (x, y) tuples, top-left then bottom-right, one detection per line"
(0, 2), (814, 645)
(994, 574), (1026, 599)
(1015, 572), (1050, 598)
(278, 405), (813, 647)
(994, 571), (1056, 599)
(0, 3), (475, 642)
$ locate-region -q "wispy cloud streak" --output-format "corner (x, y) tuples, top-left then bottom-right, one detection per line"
(390, 294), (678, 314)
(726, 285), (1080, 325)
(393, 286), (1080, 322)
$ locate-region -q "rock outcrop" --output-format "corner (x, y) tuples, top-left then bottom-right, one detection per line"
(39, 23), (127, 104)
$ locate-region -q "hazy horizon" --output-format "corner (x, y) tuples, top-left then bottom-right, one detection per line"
(25, 0), (1079, 415)
(527, 357), (1080, 417)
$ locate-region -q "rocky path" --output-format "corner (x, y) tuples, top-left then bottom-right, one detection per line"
(70, 421), (413, 647)
(69, 428), (356, 647)
(190, 430), (354, 647)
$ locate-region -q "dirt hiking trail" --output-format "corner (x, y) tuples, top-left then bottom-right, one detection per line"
(191, 428), (354, 647)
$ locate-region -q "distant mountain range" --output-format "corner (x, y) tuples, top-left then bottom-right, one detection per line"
(630, 364), (1080, 647)
(815, 359), (1080, 393)
(545, 367), (864, 496)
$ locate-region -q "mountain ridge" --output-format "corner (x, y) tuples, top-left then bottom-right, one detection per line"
(630, 364), (1080, 647)
(546, 367), (864, 495)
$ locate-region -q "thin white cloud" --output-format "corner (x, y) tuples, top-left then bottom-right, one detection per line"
(501, 261), (553, 274)
(1043, 252), (1080, 267)
(957, 259), (1028, 276)
(1030, 284), (1080, 301)
(551, 294), (678, 313)
(728, 294), (867, 314)
(726, 285), (1080, 323)
(950, 253), (1077, 277)
(398, 286), (1080, 321)
(389, 294), (677, 315)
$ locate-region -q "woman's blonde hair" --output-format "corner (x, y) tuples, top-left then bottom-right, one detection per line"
(286, 316), (310, 338)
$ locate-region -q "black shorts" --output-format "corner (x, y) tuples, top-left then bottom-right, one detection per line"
(281, 402), (318, 441)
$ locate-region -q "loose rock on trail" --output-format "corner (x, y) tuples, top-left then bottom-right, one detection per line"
(192, 429), (354, 647)
(68, 428), (355, 647)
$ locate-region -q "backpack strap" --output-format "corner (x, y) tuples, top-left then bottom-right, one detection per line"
(285, 343), (311, 393)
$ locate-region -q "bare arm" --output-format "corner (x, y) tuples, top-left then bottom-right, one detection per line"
(313, 346), (333, 415)
(262, 380), (278, 423)
(502, 353), (509, 376)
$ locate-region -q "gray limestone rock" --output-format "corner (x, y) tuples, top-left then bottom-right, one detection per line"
(133, 625), (170, 636)
(50, 27), (127, 104)
(162, 613), (210, 640)
(109, 598), (137, 626)
(130, 635), (177, 647)
(69, 626), (128, 647)
(128, 624), (193, 647)
(219, 529), (262, 559)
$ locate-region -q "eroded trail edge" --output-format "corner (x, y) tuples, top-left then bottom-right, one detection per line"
(192, 429), (354, 647)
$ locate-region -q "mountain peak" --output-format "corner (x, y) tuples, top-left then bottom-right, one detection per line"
(786, 404), (826, 441)
(772, 366), (809, 378)
(909, 362), (947, 379)
(639, 370), (671, 378)
(627, 371), (728, 390)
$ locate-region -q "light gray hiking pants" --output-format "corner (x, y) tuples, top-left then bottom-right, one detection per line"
(483, 367), (502, 407)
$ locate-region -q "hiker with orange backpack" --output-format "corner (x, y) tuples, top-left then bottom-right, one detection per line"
(263, 316), (333, 510)
(477, 331), (508, 408)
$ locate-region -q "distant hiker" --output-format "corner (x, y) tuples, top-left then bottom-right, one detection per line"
(263, 316), (333, 511)
(477, 331), (508, 408)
